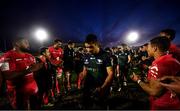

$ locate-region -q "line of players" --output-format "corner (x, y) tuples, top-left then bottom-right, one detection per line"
(0, 28), (180, 110)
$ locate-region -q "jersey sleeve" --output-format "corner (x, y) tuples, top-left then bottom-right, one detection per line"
(0, 52), (16, 73)
(148, 60), (180, 80)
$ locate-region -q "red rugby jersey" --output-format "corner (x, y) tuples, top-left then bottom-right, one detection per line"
(0, 50), (38, 94)
(147, 54), (180, 110)
(48, 46), (63, 66)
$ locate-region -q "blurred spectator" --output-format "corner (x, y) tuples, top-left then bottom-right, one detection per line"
(74, 47), (84, 88)
(116, 44), (131, 87)
(138, 43), (154, 79)
(63, 40), (75, 91)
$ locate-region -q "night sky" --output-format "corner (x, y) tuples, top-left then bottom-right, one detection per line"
(0, 0), (180, 51)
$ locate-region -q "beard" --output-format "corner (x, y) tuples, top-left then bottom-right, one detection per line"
(20, 47), (30, 52)
(55, 45), (62, 49)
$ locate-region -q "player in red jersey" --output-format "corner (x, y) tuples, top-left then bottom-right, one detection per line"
(0, 37), (43, 109)
(160, 29), (180, 62)
(48, 39), (64, 97)
(131, 37), (180, 110)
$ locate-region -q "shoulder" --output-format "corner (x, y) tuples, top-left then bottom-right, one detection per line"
(83, 54), (90, 59)
(5, 50), (15, 55)
(155, 55), (180, 75)
(157, 55), (179, 65)
(63, 47), (69, 52)
(58, 48), (63, 52)
(169, 44), (177, 52)
(100, 50), (111, 57)
(98, 50), (111, 63)
(48, 46), (54, 51)
(26, 53), (36, 62)
(60, 48), (63, 51)
(25, 53), (34, 57)
(0, 50), (14, 60)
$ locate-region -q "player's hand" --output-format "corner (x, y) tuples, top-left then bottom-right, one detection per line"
(159, 76), (180, 94)
(160, 76), (180, 82)
(159, 76), (180, 97)
(130, 72), (141, 82)
(94, 87), (104, 97)
(29, 63), (43, 72)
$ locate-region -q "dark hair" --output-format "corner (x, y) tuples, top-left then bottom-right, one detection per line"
(54, 39), (62, 44)
(40, 47), (48, 55)
(78, 47), (83, 51)
(121, 43), (127, 47)
(160, 29), (176, 40)
(112, 47), (116, 49)
(140, 46), (143, 48)
(105, 47), (111, 52)
(68, 40), (74, 45)
(143, 43), (148, 46)
(150, 36), (170, 52)
(85, 34), (98, 44)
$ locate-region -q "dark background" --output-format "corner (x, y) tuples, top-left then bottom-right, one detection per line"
(0, 0), (180, 51)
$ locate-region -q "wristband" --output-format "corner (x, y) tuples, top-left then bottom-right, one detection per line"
(137, 79), (142, 84)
